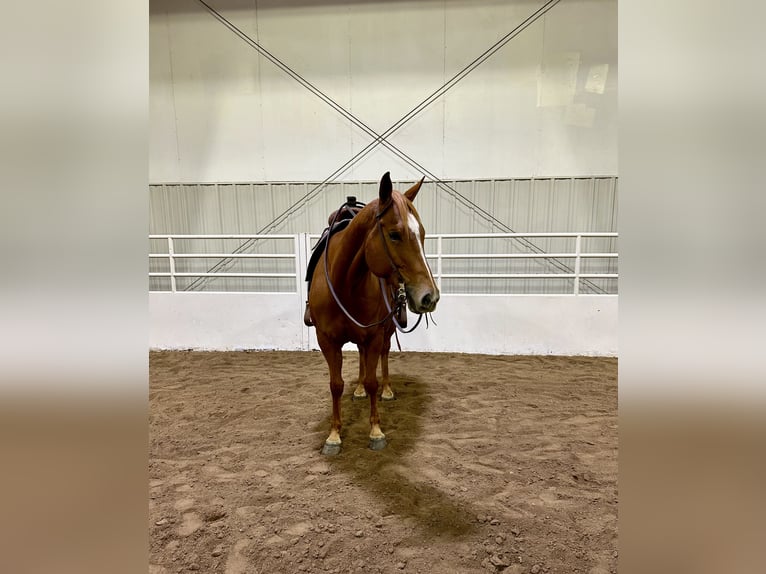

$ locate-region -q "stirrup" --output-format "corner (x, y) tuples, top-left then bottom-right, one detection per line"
(303, 301), (314, 327)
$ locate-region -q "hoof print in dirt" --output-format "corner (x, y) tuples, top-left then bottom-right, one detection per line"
(321, 443), (341, 456)
(489, 553), (512, 571)
(369, 437), (387, 451)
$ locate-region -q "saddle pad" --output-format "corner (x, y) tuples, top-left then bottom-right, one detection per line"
(304, 218), (352, 283)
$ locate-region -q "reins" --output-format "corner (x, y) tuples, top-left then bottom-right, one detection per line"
(378, 278), (424, 333)
(322, 196), (428, 332)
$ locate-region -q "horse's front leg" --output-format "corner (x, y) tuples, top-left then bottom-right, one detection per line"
(362, 339), (387, 450)
(318, 334), (344, 455)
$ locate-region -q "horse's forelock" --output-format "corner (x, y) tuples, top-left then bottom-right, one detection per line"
(378, 191), (424, 239)
(399, 192), (424, 235)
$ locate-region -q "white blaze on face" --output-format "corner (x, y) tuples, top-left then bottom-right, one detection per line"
(407, 211), (436, 284)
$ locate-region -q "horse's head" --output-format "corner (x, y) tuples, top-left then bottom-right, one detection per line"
(365, 172), (440, 314)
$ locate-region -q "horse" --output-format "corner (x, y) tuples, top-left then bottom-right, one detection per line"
(306, 172), (440, 455)
(304, 195), (398, 402)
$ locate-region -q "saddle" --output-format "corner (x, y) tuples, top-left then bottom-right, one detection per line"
(304, 197), (364, 326)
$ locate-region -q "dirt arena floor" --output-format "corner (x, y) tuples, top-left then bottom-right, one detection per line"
(150, 351), (617, 574)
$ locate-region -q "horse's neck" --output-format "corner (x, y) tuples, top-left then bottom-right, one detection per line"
(329, 213), (373, 286)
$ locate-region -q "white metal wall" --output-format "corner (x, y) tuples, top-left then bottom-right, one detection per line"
(149, 293), (618, 356)
(149, 176), (618, 293)
(148, 1), (618, 354)
(149, 177), (618, 235)
(150, 0), (617, 182)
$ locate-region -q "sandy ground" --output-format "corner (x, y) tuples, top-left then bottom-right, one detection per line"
(149, 351), (617, 574)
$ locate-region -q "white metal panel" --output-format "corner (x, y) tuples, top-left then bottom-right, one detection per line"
(149, 177), (617, 233)
(149, 292), (618, 356)
(150, 0), (617, 182)
(149, 292), (307, 351)
(149, 176), (617, 293)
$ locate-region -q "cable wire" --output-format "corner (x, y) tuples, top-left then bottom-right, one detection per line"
(187, 0), (601, 292)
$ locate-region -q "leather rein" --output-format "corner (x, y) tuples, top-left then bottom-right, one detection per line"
(322, 197), (426, 333)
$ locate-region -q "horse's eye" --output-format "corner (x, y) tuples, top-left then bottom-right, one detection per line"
(388, 231), (402, 242)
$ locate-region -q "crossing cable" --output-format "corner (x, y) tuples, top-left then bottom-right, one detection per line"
(192, 0), (561, 209)
(188, 0), (602, 293)
(190, 0), (601, 293)
(195, 0), (561, 159)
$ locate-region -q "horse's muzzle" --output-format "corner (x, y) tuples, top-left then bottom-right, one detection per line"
(407, 285), (440, 314)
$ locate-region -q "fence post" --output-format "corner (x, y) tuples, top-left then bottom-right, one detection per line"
(573, 234), (582, 295)
(294, 234), (304, 297)
(167, 237), (177, 293)
(297, 233), (311, 351)
(436, 235), (443, 291)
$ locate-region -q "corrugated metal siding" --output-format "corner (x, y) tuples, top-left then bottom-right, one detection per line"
(149, 177), (618, 293)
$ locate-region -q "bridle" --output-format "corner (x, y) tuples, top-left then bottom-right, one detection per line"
(374, 198), (426, 333)
(322, 196), (429, 333)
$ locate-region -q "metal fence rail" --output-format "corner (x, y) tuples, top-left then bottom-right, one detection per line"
(149, 233), (618, 295)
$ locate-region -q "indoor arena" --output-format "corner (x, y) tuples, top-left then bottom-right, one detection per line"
(149, 1), (618, 573)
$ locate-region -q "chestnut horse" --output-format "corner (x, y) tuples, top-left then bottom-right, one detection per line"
(307, 172), (440, 454)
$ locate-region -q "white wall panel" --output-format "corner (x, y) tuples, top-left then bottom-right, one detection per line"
(149, 176), (618, 235)
(149, 176), (617, 294)
(150, 0), (617, 182)
(150, 292), (308, 350)
(150, 293), (617, 356)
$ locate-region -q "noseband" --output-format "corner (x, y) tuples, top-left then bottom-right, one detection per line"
(323, 197), (426, 332)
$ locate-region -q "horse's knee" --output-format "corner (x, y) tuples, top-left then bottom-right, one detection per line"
(363, 377), (379, 395)
(330, 377), (344, 399)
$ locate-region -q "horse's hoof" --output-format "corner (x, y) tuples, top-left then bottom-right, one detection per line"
(321, 443), (341, 456)
(368, 437), (387, 451)
(352, 392), (367, 401)
(380, 393), (396, 401)
(321, 442), (341, 456)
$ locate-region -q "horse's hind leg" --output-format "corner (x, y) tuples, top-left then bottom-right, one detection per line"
(380, 335), (394, 401)
(362, 340), (386, 450)
(357, 339), (394, 401)
(353, 344), (367, 399)
(318, 335), (344, 455)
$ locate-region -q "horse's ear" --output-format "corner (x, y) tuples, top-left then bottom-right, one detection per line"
(404, 176), (425, 202)
(379, 171), (392, 204)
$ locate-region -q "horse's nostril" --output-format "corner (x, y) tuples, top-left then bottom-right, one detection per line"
(421, 293), (432, 308)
